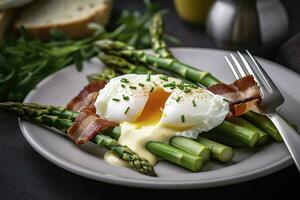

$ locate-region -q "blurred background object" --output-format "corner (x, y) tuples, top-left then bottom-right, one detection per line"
(0, 9), (14, 39)
(206, 0), (289, 50)
(174, 0), (214, 25)
(277, 32), (300, 74)
(0, 0), (33, 10)
(0, 0), (34, 39)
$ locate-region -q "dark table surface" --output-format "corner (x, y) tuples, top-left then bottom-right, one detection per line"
(1, 1), (299, 199)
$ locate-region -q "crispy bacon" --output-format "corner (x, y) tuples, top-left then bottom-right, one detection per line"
(66, 80), (117, 144)
(66, 80), (107, 112)
(208, 75), (261, 117)
(67, 108), (117, 145)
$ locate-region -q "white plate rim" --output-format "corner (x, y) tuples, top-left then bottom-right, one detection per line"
(19, 47), (296, 189)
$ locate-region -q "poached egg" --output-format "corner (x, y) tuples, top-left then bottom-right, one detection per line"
(94, 74), (229, 165)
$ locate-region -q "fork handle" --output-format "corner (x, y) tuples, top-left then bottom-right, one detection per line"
(268, 113), (300, 172)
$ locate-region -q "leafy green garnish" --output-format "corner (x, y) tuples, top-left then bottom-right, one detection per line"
(0, 28), (99, 102)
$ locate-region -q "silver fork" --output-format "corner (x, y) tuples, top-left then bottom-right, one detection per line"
(225, 50), (300, 171)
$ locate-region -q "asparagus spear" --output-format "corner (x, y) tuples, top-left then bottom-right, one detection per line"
(243, 111), (282, 142)
(87, 68), (118, 82)
(229, 117), (269, 145)
(0, 102), (156, 176)
(98, 53), (154, 75)
(2, 101), (209, 173)
(170, 137), (210, 160)
(95, 39), (220, 87)
(92, 135), (156, 176)
(214, 121), (259, 147)
(149, 14), (174, 59)
(146, 142), (204, 172)
(201, 131), (245, 148)
(95, 39), (282, 142)
(196, 137), (234, 162)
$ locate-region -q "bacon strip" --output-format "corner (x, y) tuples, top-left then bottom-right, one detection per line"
(67, 108), (117, 145)
(66, 80), (107, 112)
(208, 75), (261, 117)
(66, 80), (117, 145)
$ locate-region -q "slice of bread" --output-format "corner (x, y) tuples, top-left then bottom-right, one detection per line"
(15, 0), (112, 40)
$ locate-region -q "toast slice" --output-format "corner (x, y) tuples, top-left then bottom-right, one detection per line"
(15, 0), (112, 40)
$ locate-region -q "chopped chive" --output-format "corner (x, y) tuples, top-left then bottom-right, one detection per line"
(124, 107), (130, 114)
(176, 96), (181, 102)
(121, 84), (126, 88)
(150, 87), (154, 92)
(190, 84), (198, 89)
(129, 86), (137, 90)
(138, 83), (144, 87)
(177, 83), (184, 90)
(181, 115), (185, 123)
(224, 98), (230, 103)
(123, 95), (129, 101)
(112, 98), (120, 102)
(184, 88), (191, 93)
(192, 99), (196, 107)
(146, 73), (151, 81)
(121, 78), (129, 83)
(163, 82), (175, 88)
(159, 75), (168, 81)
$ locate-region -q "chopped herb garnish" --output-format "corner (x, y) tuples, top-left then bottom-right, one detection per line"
(150, 87), (154, 92)
(177, 83), (184, 90)
(138, 83), (145, 87)
(124, 107), (130, 114)
(181, 115), (185, 123)
(190, 84), (198, 89)
(184, 88), (191, 93)
(146, 73), (151, 81)
(121, 84), (126, 88)
(176, 96), (181, 102)
(123, 95), (129, 100)
(112, 98), (120, 102)
(159, 75), (168, 81)
(121, 78), (129, 83)
(192, 99), (196, 107)
(129, 86), (137, 89)
(163, 82), (176, 88)
(224, 99), (230, 103)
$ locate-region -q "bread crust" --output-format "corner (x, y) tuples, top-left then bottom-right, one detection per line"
(15, 0), (112, 40)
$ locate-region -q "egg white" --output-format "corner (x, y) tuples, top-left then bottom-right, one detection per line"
(94, 74), (229, 138)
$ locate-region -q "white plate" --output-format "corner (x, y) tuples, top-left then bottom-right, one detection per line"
(20, 48), (300, 189)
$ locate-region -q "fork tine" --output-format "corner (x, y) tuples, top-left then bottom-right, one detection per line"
(237, 51), (265, 87)
(225, 56), (240, 79)
(237, 51), (256, 76)
(230, 54), (247, 77)
(245, 50), (279, 94)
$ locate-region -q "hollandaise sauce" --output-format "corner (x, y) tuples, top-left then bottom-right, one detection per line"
(105, 88), (179, 166)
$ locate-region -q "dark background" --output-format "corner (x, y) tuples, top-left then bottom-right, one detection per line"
(0, 0), (299, 199)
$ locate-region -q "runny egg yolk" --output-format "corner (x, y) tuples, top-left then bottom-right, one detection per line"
(105, 87), (175, 166)
(133, 87), (170, 128)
